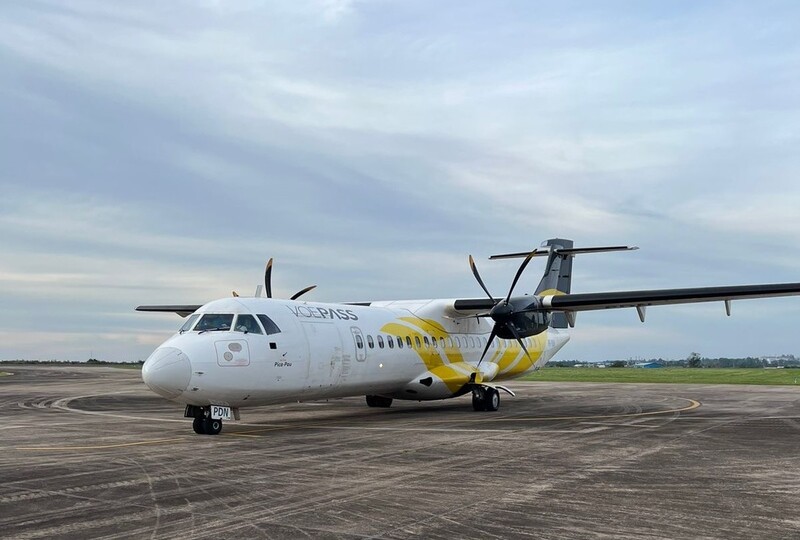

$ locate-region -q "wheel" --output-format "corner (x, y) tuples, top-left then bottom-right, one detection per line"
(366, 395), (393, 408)
(192, 416), (205, 434)
(203, 417), (222, 435)
(472, 389), (485, 411)
(485, 388), (500, 412)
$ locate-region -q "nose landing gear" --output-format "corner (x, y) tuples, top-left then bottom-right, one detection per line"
(192, 415), (223, 435)
(187, 406), (223, 435)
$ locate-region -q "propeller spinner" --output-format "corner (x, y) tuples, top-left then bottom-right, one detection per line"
(468, 250), (543, 368)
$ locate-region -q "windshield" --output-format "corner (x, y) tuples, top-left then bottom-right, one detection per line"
(195, 314), (233, 332)
(179, 313), (200, 333)
(234, 314), (262, 334)
(257, 314), (281, 335)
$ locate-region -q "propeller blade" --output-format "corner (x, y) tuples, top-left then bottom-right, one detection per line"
(469, 255), (495, 301)
(506, 323), (532, 361)
(504, 249), (537, 304)
(290, 285), (317, 301)
(476, 325), (500, 368)
(264, 258), (274, 299)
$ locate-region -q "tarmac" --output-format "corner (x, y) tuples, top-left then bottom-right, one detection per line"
(1, 365), (799, 539)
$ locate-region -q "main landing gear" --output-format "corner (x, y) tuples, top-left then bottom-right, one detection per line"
(366, 395), (393, 408)
(186, 406), (223, 435)
(472, 386), (500, 412)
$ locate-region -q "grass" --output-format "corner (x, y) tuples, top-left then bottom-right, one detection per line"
(522, 367), (800, 385)
(0, 372), (10, 377)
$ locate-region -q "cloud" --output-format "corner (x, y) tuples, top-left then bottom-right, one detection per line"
(2, 1), (800, 361)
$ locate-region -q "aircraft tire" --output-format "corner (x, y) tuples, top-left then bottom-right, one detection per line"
(366, 395), (392, 408)
(472, 390), (485, 411)
(192, 417), (205, 434)
(203, 417), (223, 435)
(486, 388), (500, 412)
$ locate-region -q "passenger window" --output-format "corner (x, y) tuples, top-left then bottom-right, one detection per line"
(414, 336), (421, 348)
(440, 338), (445, 349)
(179, 313), (199, 333)
(356, 335), (364, 349)
(423, 336), (430, 348)
(446, 337), (453, 349)
(431, 337), (437, 348)
(367, 335), (375, 348)
(234, 314), (263, 334)
(377, 335), (385, 349)
(406, 336), (413, 348)
(195, 314), (233, 332)
(469, 337), (475, 348)
(256, 314), (281, 335)
(387, 336), (394, 349)
(396, 336), (403, 349)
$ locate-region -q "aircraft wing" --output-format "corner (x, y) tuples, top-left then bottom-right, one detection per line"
(541, 283), (800, 312)
(452, 282), (800, 320)
(136, 305), (202, 318)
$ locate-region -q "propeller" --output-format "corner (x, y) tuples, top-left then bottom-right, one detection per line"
(263, 258), (317, 300)
(468, 250), (539, 368)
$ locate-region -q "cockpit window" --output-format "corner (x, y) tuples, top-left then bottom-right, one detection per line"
(195, 314), (233, 332)
(179, 313), (200, 333)
(234, 314), (262, 334)
(256, 314), (281, 335)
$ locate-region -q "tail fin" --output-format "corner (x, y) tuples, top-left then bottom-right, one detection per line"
(533, 238), (575, 297)
(535, 239), (574, 328)
(490, 239), (637, 328)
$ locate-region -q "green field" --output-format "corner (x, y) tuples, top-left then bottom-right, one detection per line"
(0, 372), (10, 377)
(522, 367), (800, 385)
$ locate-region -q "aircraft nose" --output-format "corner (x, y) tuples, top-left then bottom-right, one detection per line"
(142, 347), (192, 400)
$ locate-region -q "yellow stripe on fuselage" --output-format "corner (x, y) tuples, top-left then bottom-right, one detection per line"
(381, 317), (464, 369)
(380, 317), (548, 385)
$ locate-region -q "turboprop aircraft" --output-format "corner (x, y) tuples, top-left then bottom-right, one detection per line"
(137, 239), (800, 435)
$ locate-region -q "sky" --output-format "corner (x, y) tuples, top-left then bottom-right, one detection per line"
(2, 0), (800, 362)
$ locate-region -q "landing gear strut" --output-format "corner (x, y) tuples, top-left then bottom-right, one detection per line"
(471, 386), (500, 412)
(187, 406), (223, 435)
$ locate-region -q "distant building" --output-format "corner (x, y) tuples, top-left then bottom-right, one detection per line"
(633, 361), (662, 369)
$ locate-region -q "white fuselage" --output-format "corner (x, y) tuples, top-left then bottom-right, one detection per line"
(142, 297), (569, 409)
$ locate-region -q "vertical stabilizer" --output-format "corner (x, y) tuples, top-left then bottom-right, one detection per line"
(535, 238), (574, 328)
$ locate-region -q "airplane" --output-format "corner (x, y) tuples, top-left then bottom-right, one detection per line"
(137, 238), (800, 435)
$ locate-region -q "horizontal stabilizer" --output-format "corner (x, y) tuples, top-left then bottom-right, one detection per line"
(490, 245), (637, 260)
